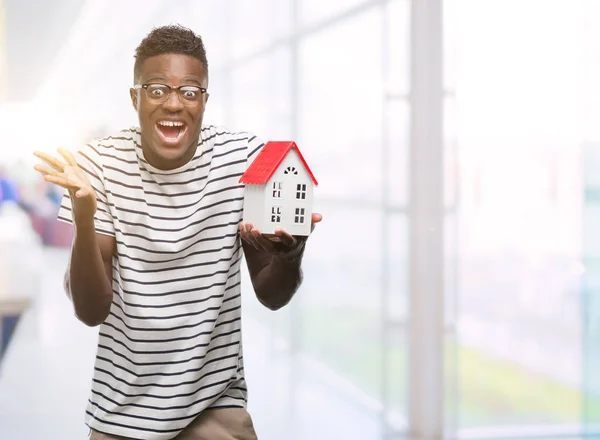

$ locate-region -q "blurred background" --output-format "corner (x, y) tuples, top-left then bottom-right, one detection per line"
(0, 0), (599, 439)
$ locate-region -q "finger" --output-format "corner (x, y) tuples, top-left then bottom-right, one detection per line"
(33, 151), (66, 172)
(33, 164), (59, 177)
(57, 147), (79, 168)
(75, 187), (90, 198)
(311, 212), (323, 232)
(43, 174), (81, 190)
(243, 233), (265, 251)
(239, 223), (250, 241)
(248, 227), (267, 247)
(239, 223), (262, 250)
(311, 213), (323, 224)
(266, 235), (283, 243)
(249, 229), (273, 252)
(239, 223), (253, 238)
(274, 229), (296, 247)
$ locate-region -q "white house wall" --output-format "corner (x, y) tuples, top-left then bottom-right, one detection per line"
(262, 149), (314, 236)
(242, 184), (265, 229)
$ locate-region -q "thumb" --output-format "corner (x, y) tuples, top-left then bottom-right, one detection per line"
(76, 188), (88, 198)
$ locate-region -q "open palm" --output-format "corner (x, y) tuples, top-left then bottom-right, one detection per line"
(33, 148), (97, 219)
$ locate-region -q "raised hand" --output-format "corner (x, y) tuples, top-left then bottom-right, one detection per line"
(33, 148), (97, 222)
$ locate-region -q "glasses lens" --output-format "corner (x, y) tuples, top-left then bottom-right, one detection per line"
(178, 86), (202, 104)
(145, 84), (170, 102)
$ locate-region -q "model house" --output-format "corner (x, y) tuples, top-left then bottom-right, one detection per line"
(239, 141), (318, 236)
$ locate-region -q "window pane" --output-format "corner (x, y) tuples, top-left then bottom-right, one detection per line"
(386, 214), (409, 323)
(443, 0), (457, 91)
(449, 0), (587, 434)
(582, 0), (600, 143)
(299, 0), (367, 26)
(298, 9), (383, 202)
(384, 213), (409, 425)
(582, 142), (600, 431)
(384, 325), (408, 432)
(299, 204), (384, 408)
(230, 48), (292, 139)
(230, 0), (292, 58)
(444, 97), (458, 209)
(294, 203), (409, 435)
(385, 99), (409, 207)
(386, 0), (410, 95)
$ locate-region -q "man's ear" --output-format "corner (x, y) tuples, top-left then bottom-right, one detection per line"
(204, 92), (210, 105)
(130, 88), (138, 111)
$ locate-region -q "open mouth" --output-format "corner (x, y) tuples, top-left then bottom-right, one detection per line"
(156, 120), (188, 145)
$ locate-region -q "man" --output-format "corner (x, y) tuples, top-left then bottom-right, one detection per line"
(33, 24), (321, 440)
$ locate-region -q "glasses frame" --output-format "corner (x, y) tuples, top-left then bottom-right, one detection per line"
(132, 83), (207, 106)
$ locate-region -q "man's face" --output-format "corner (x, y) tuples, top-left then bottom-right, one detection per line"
(130, 53), (209, 170)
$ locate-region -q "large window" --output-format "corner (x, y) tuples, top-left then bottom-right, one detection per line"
(445, 0), (596, 437)
(194, 0), (599, 438)
(582, 0), (600, 433)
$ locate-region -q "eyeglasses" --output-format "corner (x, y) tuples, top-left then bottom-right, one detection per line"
(133, 83), (207, 106)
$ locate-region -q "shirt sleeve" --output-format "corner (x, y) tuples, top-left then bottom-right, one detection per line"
(56, 142), (115, 237)
(246, 133), (265, 164)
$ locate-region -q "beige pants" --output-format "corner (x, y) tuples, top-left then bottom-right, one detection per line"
(89, 407), (258, 440)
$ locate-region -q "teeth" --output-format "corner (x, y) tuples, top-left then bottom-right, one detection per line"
(158, 121), (184, 127)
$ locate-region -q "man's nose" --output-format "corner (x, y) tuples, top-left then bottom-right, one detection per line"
(163, 91), (184, 111)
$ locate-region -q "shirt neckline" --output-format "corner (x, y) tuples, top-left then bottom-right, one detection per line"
(132, 127), (204, 175)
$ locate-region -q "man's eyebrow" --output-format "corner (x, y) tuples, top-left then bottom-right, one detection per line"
(141, 76), (205, 86)
(145, 76), (168, 83)
(182, 77), (203, 86)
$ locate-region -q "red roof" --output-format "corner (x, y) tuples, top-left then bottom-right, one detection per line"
(239, 141), (319, 186)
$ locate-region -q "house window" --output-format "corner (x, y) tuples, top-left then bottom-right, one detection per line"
(272, 182), (283, 198)
(271, 206), (282, 223)
(284, 166), (298, 175)
(296, 183), (307, 200)
(294, 208), (305, 224)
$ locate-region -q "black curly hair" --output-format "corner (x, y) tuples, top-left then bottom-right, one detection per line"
(133, 24), (208, 82)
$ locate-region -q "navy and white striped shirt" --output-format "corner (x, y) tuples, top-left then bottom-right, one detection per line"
(57, 125), (264, 439)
